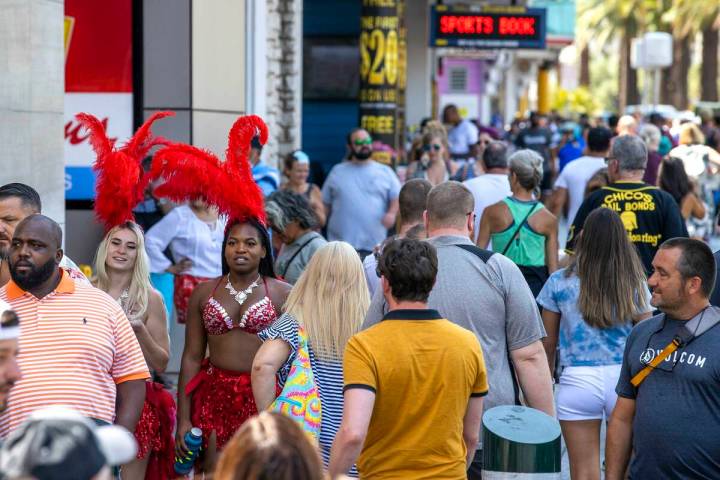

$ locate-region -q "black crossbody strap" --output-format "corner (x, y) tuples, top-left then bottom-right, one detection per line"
(501, 202), (540, 256)
(454, 244), (495, 263)
(279, 236), (317, 278)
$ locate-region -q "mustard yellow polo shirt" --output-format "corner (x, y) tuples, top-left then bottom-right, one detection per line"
(344, 309), (488, 479)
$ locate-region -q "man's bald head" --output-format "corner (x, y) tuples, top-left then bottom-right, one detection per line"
(15, 215), (62, 250)
(9, 215), (63, 293)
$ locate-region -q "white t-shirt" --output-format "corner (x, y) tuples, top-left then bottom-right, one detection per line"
(553, 155), (606, 223)
(448, 119), (479, 157)
(145, 205), (227, 278)
(668, 144), (720, 179)
(464, 173), (512, 241)
(363, 253), (380, 297)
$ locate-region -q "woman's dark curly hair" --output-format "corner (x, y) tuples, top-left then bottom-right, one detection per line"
(222, 217), (276, 278)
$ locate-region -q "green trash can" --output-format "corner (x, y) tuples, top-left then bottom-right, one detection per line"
(482, 405), (562, 479)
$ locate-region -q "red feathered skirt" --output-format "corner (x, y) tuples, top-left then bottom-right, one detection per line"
(185, 360), (262, 451)
(134, 382), (176, 480)
(173, 274), (209, 324)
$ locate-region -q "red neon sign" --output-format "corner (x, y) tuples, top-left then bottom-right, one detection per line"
(439, 15), (495, 35)
(439, 14), (536, 37)
(431, 7), (546, 49)
(499, 16), (536, 36)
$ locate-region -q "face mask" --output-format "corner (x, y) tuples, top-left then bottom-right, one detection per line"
(354, 149), (372, 160)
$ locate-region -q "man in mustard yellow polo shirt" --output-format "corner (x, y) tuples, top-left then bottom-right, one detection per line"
(329, 238), (488, 479)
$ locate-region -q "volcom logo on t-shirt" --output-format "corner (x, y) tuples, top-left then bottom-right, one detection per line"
(640, 348), (656, 364)
(640, 348), (707, 368)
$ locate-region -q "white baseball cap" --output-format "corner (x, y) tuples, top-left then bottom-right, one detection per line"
(0, 299), (19, 341)
(0, 406), (137, 479)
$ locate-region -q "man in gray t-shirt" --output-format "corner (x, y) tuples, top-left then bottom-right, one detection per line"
(363, 182), (554, 480)
(607, 239), (720, 480)
(322, 128), (400, 255)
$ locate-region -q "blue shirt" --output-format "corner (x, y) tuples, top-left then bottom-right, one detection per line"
(537, 268), (652, 367)
(321, 160), (400, 251)
(252, 163), (280, 196)
(558, 139), (585, 172)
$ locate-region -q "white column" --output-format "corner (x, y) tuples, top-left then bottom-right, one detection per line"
(246, 0), (267, 120)
(0, 0), (65, 228)
(404, 0), (432, 126)
(480, 95), (491, 125)
(504, 64), (518, 126)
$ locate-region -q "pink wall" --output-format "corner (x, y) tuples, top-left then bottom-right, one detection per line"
(437, 57), (486, 96)
(437, 57), (486, 118)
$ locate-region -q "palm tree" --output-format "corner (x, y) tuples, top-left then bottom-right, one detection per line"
(703, 22), (719, 101)
(579, 46), (591, 87)
(665, 2), (720, 101)
(578, 0), (652, 111)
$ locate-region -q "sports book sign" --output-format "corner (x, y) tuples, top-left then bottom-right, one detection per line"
(359, 0), (405, 167)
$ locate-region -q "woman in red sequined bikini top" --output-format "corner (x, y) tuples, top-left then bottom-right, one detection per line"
(176, 219), (291, 472)
(202, 276), (277, 335)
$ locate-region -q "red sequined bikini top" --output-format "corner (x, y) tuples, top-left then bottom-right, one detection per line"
(202, 277), (277, 335)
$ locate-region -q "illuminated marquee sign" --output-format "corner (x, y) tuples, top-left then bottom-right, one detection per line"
(429, 6), (546, 49)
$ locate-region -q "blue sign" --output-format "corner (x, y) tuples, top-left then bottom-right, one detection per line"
(65, 166), (96, 200)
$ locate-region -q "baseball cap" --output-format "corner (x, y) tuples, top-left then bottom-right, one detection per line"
(292, 150), (310, 164)
(0, 299), (19, 341)
(0, 407), (137, 480)
(560, 121), (578, 134)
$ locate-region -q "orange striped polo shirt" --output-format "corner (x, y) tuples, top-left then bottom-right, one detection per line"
(0, 270), (150, 436)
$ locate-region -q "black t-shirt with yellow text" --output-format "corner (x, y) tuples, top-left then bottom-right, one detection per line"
(566, 182), (688, 274)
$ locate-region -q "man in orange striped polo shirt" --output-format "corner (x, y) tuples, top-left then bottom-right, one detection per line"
(0, 215), (149, 437)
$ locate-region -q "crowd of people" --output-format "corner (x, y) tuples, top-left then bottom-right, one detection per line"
(0, 105), (718, 480)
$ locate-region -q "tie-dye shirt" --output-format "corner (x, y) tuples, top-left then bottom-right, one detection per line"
(537, 268), (653, 367)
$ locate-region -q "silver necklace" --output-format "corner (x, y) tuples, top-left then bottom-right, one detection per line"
(116, 288), (141, 321)
(225, 275), (261, 306)
(117, 289), (130, 309)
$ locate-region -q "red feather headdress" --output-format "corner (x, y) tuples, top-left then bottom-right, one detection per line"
(150, 115), (267, 225)
(76, 111), (174, 230)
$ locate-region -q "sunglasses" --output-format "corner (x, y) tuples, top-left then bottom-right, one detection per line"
(354, 138), (373, 146)
(423, 143), (443, 152)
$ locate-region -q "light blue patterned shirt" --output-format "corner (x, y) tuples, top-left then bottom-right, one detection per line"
(537, 268), (652, 367)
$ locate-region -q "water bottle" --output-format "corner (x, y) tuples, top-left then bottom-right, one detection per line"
(174, 427), (203, 475)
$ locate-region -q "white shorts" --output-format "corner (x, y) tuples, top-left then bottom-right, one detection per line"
(556, 364), (621, 421)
